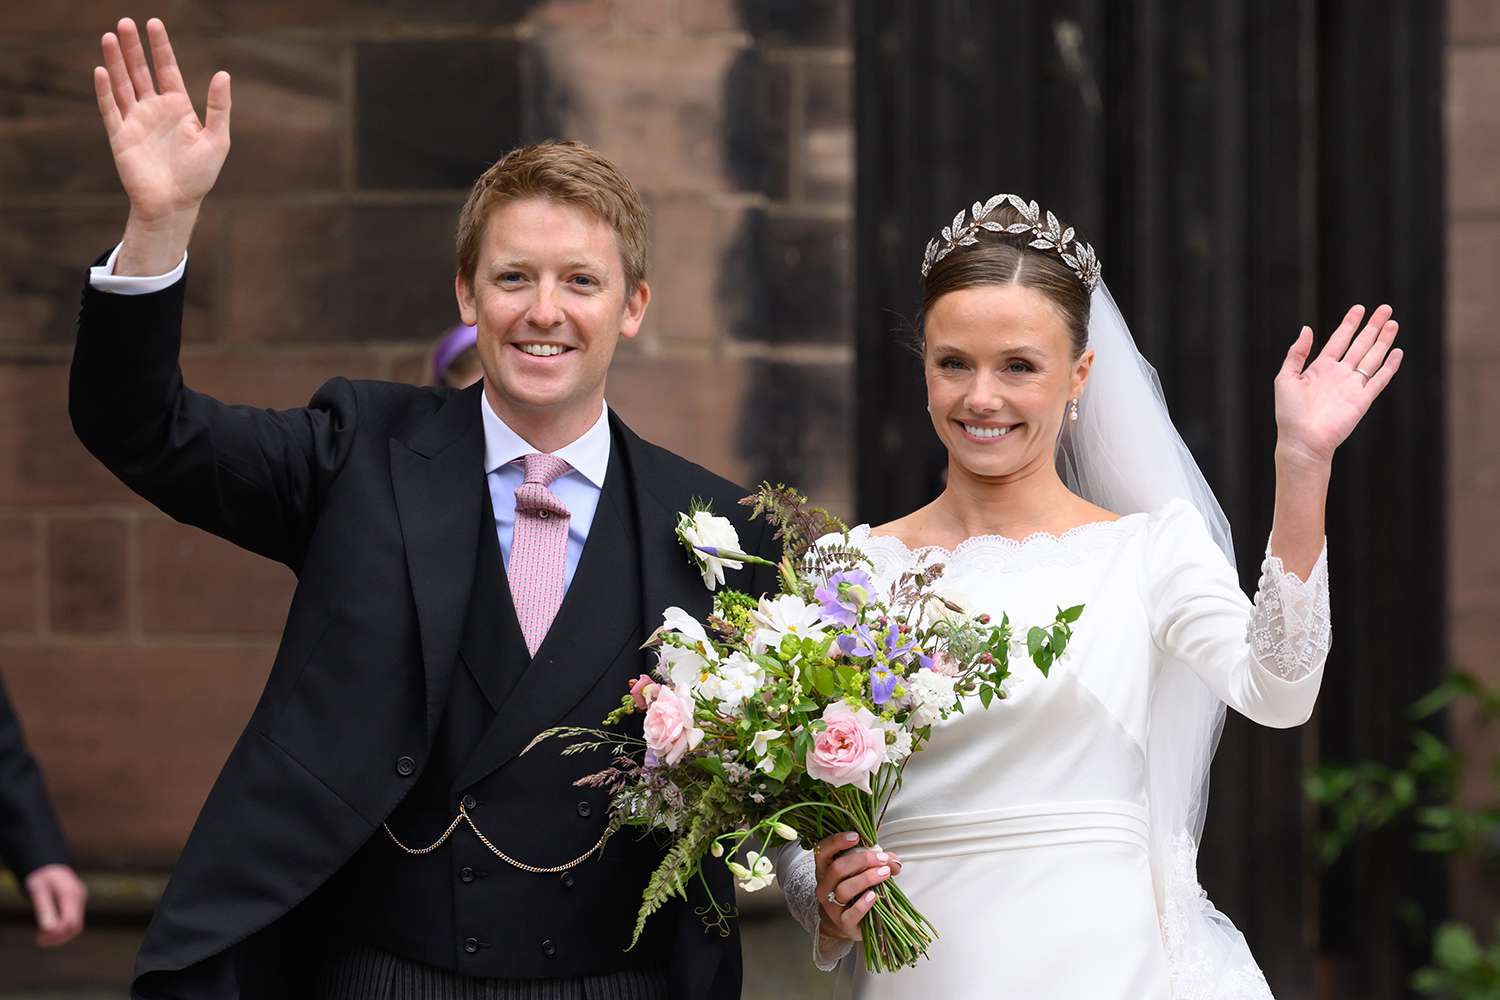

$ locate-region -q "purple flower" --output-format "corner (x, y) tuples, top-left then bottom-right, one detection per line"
(816, 570), (874, 627)
(869, 664), (897, 706)
(837, 624), (878, 659)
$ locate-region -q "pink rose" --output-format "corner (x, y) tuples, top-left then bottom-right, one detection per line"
(642, 686), (703, 766)
(806, 701), (886, 793)
(629, 674), (661, 711)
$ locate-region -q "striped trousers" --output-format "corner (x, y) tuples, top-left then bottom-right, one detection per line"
(316, 943), (670, 1000)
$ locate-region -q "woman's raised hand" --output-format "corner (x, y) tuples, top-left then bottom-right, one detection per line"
(1274, 304), (1404, 467)
(94, 18), (230, 223)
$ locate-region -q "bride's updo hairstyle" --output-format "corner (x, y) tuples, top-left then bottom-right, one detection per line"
(916, 195), (1101, 360)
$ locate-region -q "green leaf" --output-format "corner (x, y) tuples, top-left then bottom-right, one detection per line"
(1027, 627), (1045, 658)
(1432, 922), (1483, 969)
(807, 664), (837, 698)
(693, 757), (727, 780)
(979, 685), (994, 709)
(1058, 604), (1084, 623)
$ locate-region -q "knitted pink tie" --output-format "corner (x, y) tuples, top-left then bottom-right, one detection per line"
(510, 453), (572, 657)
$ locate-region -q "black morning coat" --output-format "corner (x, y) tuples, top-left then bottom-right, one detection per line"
(69, 264), (780, 1000)
(0, 675), (71, 884)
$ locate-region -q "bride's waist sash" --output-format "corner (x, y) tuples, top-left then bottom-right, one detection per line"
(877, 800), (1149, 861)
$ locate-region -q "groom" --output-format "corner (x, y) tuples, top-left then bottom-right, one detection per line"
(72, 18), (776, 1000)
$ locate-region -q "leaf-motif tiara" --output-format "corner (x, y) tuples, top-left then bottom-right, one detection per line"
(920, 193), (1102, 293)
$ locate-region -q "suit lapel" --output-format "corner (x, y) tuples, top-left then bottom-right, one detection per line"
(389, 382), (487, 742)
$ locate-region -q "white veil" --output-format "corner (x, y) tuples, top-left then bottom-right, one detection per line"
(1057, 283), (1274, 997)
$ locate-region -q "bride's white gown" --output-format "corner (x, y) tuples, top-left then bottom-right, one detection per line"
(776, 500), (1330, 999)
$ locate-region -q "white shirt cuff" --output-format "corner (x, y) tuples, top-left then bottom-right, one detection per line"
(88, 242), (187, 295)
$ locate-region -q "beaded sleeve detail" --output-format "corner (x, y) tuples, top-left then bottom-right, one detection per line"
(1246, 540), (1331, 681)
(775, 844), (852, 972)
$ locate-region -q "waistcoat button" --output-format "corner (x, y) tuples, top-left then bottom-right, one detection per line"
(395, 756), (416, 777)
(464, 937), (479, 954)
(576, 800), (592, 818)
(541, 939), (556, 957)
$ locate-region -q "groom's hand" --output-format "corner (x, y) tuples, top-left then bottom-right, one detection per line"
(93, 17), (231, 275)
(813, 831), (902, 942)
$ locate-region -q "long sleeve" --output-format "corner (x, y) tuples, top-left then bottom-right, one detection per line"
(0, 677), (69, 880)
(70, 262), (359, 571)
(1144, 500), (1331, 728)
(774, 843), (852, 971)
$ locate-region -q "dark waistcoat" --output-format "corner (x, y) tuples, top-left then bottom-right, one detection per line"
(326, 446), (673, 979)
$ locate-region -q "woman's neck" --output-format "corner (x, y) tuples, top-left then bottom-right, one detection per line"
(930, 458), (1085, 540)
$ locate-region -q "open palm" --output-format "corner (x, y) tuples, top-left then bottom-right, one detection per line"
(94, 18), (230, 220)
(1274, 303), (1403, 465)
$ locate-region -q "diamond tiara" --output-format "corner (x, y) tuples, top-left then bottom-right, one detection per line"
(920, 193), (1102, 293)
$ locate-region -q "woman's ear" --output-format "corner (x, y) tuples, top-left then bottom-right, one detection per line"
(1071, 347), (1096, 401)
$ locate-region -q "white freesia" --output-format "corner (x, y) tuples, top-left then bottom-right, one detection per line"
(658, 643), (716, 698)
(659, 606), (717, 656)
(736, 850), (776, 892)
(750, 594), (828, 652)
(907, 669), (959, 728)
(750, 727), (782, 772)
(677, 510), (744, 591)
(714, 652), (766, 715)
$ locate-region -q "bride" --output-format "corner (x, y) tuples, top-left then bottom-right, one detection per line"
(773, 195), (1402, 998)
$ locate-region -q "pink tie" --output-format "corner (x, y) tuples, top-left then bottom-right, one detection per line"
(510, 453), (572, 657)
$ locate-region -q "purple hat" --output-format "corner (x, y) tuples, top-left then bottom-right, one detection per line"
(431, 323), (478, 384)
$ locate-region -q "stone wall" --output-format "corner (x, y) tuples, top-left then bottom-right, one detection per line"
(0, 1), (850, 991)
(1446, 0), (1500, 931)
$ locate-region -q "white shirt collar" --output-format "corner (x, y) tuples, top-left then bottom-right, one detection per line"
(480, 391), (611, 487)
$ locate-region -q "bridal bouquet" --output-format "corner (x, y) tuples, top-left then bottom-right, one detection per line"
(528, 485), (1081, 972)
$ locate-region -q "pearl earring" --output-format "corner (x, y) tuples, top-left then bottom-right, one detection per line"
(1069, 399), (1079, 422)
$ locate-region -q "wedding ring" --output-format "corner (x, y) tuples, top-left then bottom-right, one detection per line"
(826, 890), (840, 905)
(1355, 366), (1373, 384)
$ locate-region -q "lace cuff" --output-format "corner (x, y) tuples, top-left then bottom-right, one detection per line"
(1246, 538), (1331, 681)
(774, 844), (852, 971)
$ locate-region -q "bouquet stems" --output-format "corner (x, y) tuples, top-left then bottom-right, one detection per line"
(835, 781), (937, 972)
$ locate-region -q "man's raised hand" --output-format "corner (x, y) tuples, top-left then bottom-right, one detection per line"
(94, 18), (229, 274)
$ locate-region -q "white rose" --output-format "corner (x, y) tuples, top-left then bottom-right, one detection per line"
(678, 511), (745, 591)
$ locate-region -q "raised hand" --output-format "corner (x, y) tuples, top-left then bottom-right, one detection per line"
(95, 18), (229, 220)
(1274, 304), (1404, 467)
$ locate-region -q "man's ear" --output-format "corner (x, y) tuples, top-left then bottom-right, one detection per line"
(619, 280), (651, 340)
(455, 271), (478, 327)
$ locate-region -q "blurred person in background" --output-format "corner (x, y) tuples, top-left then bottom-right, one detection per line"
(431, 322), (482, 389)
(0, 674), (87, 948)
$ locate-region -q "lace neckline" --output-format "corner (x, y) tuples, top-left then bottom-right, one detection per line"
(854, 513), (1148, 561)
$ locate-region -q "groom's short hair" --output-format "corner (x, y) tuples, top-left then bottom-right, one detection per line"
(456, 140), (649, 293)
